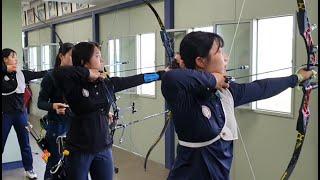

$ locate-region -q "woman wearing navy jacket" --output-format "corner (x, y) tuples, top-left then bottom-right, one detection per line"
(53, 42), (166, 180)
(161, 32), (315, 180)
(37, 43), (74, 180)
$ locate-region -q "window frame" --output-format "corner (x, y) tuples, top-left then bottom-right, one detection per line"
(211, 15), (296, 117)
(213, 20), (254, 110)
(106, 34), (139, 95)
(251, 15), (296, 118)
(136, 32), (157, 98)
(26, 45), (41, 72)
(191, 25), (214, 33)
(40, 43), (60, 71)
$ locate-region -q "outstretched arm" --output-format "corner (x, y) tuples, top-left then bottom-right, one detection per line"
(230, 75), (298, 107)
(110, 71), (165, 93)
(22, 70), (48, 82)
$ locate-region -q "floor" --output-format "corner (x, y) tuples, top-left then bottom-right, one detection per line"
(2, 114), (169, 180)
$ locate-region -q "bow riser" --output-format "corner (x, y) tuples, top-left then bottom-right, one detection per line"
(160, 31), (175, 66)
(142, 1), (176, 66)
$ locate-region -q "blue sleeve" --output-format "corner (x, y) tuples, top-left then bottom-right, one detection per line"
(161, 69), (217, 102)
(229, 75), (298, 107)
(144, 73), (159, 82)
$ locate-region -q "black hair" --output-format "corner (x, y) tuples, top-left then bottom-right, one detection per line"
(54, 43), (74, 68)
(2, 48), (16, 63)
(179, 31), (224, 69)
(72, 41), (100, 67)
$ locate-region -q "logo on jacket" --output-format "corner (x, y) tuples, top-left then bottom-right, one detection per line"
(82, 88), (89, 97)
(201, 105), (211, 119)
(4, 75), (10, 81)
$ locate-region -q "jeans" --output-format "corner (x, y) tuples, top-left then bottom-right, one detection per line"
(2, 112), (33, 171)
(65, 147), (114, 180)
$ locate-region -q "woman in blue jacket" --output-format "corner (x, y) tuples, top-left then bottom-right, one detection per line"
(161, 32), (315, 180)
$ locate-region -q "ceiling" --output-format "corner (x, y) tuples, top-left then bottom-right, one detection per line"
(21, 0), (130, 6)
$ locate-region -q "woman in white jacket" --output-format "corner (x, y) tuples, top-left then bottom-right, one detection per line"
(2, 48), (47, 179)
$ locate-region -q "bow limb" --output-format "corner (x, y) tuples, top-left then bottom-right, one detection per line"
(33, 9), (64, 49)
(143, 111), (171, 171)
(142, 0), (176, 66)
(280, 1), (318, 179)
(142, 0), (175, 171)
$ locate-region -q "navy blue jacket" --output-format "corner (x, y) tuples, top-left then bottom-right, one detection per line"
(161, 68), (298, 180)
(53, 66), (165, 153)
(38, 70), (73, 123)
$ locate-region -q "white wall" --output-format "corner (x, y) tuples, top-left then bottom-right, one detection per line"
(2, 0), (24, 164)
(99, 1), (167, 165)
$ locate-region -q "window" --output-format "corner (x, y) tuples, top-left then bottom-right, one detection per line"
(106, 33), (157, 96)
(252, 16), (294, 114)
(214, 16), (294, 115)
(43, 45), (50, 70)
(136, 33), (156, 96)
(192, 26), (214, 32)
(215, 22), (251, 84)
(107, 36), (137, 94)
(28, 46), (40, 71)
(108, 38), (120, 77)
(215, 21), (252, 109)
(22, 48), (28, 70)
(41, 43), (59, 70)
(166, 29), (188, 53)
(22, 32), (25, 48)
